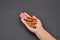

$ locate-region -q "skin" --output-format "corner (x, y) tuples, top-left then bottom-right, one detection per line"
(19, 12), (56, 40)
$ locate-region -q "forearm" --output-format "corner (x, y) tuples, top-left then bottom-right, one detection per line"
(35, 27), (56, 40)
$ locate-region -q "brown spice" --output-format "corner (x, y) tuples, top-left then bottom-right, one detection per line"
(24, 17), (37, 28)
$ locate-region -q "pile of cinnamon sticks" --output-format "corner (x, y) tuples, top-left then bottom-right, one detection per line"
(24, 16), (37, 28)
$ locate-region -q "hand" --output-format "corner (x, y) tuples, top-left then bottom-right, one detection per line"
(19, 12), (56, 40)
(20, 12), (43, 34)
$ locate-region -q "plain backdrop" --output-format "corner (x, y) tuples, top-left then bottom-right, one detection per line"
(0, 0), (60, 40)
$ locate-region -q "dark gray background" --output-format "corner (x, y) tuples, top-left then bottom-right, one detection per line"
(0, 0), (60, 40)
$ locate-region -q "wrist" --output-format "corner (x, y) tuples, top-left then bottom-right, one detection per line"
(36, 28), (44, 35)
(35, 27), (45, 40)
(36, 26), (44, 34)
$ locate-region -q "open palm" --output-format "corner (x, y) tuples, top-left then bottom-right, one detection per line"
(20, 12), (43, 34)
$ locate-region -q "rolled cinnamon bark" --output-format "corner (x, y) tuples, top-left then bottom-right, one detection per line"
(24, 16), (37, 28)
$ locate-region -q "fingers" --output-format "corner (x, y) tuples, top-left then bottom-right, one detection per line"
(20, 12), (31, 19)
(20, 13), (30, 29)
(24, 12), (31, 17)
(20, 13), (27, 19)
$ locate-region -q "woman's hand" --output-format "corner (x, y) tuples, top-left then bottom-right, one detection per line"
(19, 12), (56, 40)
(20, 12), (43, 34)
